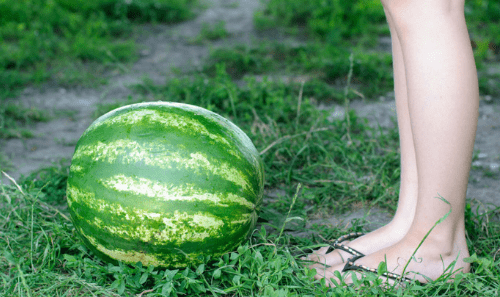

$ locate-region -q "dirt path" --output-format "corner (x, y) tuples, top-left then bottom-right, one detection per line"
(1, 0), (498, 227)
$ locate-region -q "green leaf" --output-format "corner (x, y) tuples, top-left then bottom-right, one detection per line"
(135, 261), (143, 269)
(139, 272), (149, 284)
(109, 265), (123, 273)
(230, 252), (239, 260)
(259, 225), (267, 238)
(3, 251), (17, 265)
(191, 282), (206, 293)
(213, 269), (221, 279)
(376, 261), (387, 276)
(307, 268), (317, 278)
(117, 279), (125, 295)
(164, 269), (179, 280)
(255, 250), (263, 264)
(410, 285), (425, 291)
(196, 264), (205, 275)
(63, 254), (76, 262)
(463, 253), (478, 263)
(232, 275), (241, 285)
(162, 282), (172, 295)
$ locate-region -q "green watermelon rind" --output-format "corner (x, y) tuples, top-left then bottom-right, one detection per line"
(66, 102), (264, 268)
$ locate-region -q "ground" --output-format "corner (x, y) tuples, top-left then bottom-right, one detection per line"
(1, 0), (498, 229)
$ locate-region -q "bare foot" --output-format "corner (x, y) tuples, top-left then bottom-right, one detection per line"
(304, 220), (411, 269)
(313, 230), (470, 285)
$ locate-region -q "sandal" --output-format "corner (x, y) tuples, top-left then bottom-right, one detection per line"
(342, 255), (414, 282)
(328, 232), (366, 259)
(300, 232), (366, 266)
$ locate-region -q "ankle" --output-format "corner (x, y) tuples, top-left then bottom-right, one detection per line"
(410, 217), (466, 244)
(385, 215), (413, 237)
(404, 227), (465, 258)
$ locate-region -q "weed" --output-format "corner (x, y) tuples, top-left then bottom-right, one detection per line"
(257, 0), (500, 64)
(478, 73), (500, 97)
(0, 152), (13, 172)
(255, 0), (387, 45)
(0, 0), (200, 99)
(92, 95), (146, 120)
(202, 41), (394, 99)
(1, 171), (499, 296)
(190, 21), (230, 44)
(0, 102), (50, 139)
(2, 0), (500, 295)
(18, 160), (70, 204)
(482, 168), (499, 179)
(127, 66), (399, 215)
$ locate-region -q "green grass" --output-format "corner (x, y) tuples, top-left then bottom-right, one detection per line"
(0, 153), (12, 173)
(254, 0), (388, 47)
(478, 73), (500, 98)
(0, 102), (50, 139)
(189, 21), (230, 44)
(465, 0), (500, 65)
(255, 0), (500, 61)
(0, 0), (200, 99)
(1, 162), (499, 296)
(202, 42), (394, 99)
(253, 0), (500, 98)
(2, 91), (500, 295)
(67, 63), (499, 295)
(0, 0), (201, 143)
(127, 66), (399, 213)
(2, 0), (500, 295)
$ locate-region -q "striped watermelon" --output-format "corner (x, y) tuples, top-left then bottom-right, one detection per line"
(66, 102), (264, 268)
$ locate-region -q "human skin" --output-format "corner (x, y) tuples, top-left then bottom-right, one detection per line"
(305, 0), (479, 284)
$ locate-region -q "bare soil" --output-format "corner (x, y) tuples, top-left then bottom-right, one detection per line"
(1, 0), (498, 229)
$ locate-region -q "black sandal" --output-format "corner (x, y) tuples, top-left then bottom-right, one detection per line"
(300, 232), (365, 266)
(327, 232), (366, 259)
(342, 255), (414, 282)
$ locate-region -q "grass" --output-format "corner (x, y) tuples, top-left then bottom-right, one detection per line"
(1, 168), (499, 296)
(1, 0), (498, 144)
(0, 0), (201, 145)
(255, 0), (500, 59)
(0, 102), (50, 139)
(128, 66), (401, 214)
(202, 41), (393, 99)
(189, 21), (230, 44)
(0, 0), (200, 96)
(254, 0), (388, 47)
(1, 0), (500, 295)
(0, 0), (202, 169)
(253, 0), (500, 98)
(0, 153), (12, 173)
(25, 63), (494, 295)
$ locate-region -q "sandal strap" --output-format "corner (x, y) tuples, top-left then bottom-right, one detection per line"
(342, 258), (414, 282)
(331, 242), (365, 258)
(325, 232), (365, 257)
(334, 232), (365, 244)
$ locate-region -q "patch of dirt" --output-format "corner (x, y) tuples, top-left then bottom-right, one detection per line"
(1, 0), (499, 231)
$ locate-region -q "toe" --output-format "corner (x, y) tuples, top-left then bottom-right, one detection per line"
(303, 246), (330, 261)
(311, 263), (345, 286)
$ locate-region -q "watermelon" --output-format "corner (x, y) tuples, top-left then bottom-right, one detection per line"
(66, 102), (264, 268)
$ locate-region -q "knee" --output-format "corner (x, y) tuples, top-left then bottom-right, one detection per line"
(381, 0), (465, 22)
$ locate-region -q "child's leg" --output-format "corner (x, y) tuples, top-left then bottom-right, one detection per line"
(381, 5), (419, 241)
(315, 0), (478, 283)
(304, 5), (419, 269)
